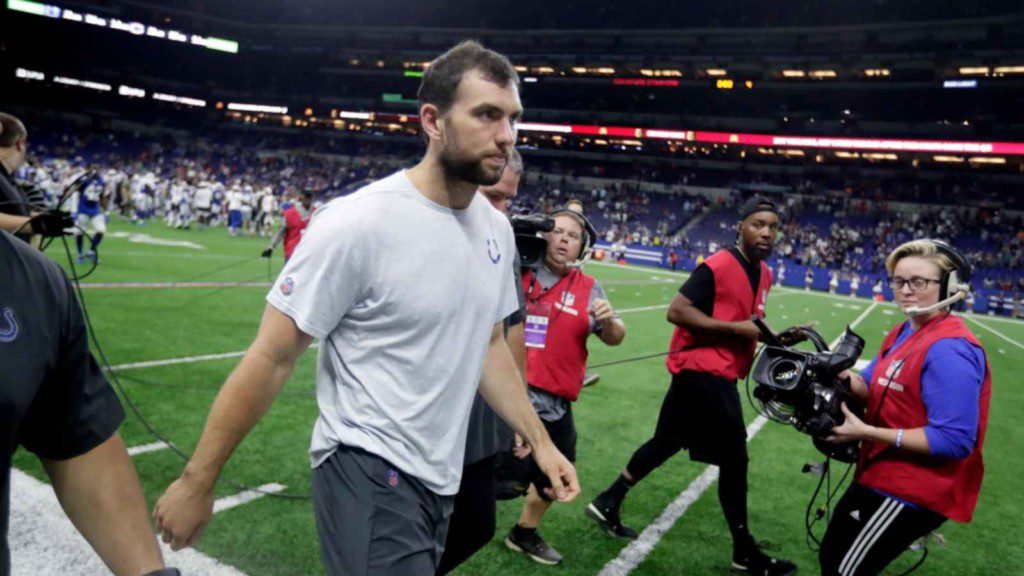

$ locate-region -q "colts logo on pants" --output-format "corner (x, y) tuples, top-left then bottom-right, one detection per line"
(0, 308), (19, 343)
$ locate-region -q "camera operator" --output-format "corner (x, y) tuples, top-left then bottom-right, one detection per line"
(0, 113), (73, 245)
(819, 239), (991, 576)
(504, 208), (626, 566)
(262, 190), (314, 262)
(588, 197), (798, 576)
(436, 148), (529, 575)
(0, 229), (174, 576)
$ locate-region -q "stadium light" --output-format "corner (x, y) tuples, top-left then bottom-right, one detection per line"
(933, 155), (964, 163)
(993, 66), (1024, 74)
(808, 70), (837, 79)
(152, 92), (206, 107)
(958, 66), (990, 75)
(227, 102), (288, 114)
(968, 156), (1006, 164)
(864, 68), (891, 77)
(14, 67), (44, 80)
(705, 68), (727, 76)
(117, 84), (145, 98)
(53, 75), (111, 91)
(782, 70), (805, 78)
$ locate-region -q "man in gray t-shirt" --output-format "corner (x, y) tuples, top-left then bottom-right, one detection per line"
(155, 41), (578, 576)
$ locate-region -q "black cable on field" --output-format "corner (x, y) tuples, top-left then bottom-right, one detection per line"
(61, 235), (313, 500)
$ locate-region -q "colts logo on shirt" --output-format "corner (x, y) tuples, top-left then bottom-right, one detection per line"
(280, 276), (295, 296)
(486, 238), (501, 264)
(387, 469), (400, 487)
(0, 308), (19, 343)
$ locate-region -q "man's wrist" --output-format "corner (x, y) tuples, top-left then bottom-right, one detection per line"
(181, 462), (218, 492)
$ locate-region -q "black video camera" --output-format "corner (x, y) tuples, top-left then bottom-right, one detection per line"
(750, 318), (865, 462)
(510, 213), (554, 268)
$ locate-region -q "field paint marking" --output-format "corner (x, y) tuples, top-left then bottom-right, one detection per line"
(107, 350), (248, 371)
(598, 301), (878, 576)
(81, 281), (270, 289)
(106, 342), (321, 372)
(963, 315), (1024, 351)
(213, 483), (287, 514)
(126, 441), (170, 456)
(10, 469), (250, 576)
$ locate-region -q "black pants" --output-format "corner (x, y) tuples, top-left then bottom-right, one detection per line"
(435, 455), (497, 575)
(820, 483), (946, 576)
(528, 408), (578, 501)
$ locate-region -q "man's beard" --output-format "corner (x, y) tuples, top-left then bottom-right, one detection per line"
(439, 131), (504, 187)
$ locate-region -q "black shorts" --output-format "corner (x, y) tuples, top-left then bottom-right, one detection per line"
(527, 407), (577, 500)
(656, 370), (747, 466)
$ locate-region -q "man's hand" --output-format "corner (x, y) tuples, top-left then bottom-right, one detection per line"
(513, 433), (532, 459)
(261, 247), (273, 258)
(31, 210), (74, 237)
(824, 403), (872, 444)
(154, 474), (214, 551)
(531, 443), (580, 502)
(777, 324), (812, 346)
(589, 298), (615, 324)
(732, 320), (764, 341)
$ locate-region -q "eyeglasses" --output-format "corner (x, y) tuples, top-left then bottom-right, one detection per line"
(551, 227), (582, 241)
(887, 277), (941, 292)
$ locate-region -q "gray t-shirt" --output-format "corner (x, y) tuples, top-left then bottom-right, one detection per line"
(526, 264), (616, 421)
(267, 170), (519, 495)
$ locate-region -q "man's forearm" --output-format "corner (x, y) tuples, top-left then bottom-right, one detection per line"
(479, 336), (550, 450)
(507, 321), (528, 387)
(42, 433), (164, 576)
(669, 304), (743, 336)
(183, 344), (298, 488)
(0, 212), (32, 234)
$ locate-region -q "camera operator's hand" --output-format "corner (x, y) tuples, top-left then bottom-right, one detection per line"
(31, 210), (74, 237)
(733, 320), (764, 341)
(589, 298), (615, 324)
(778, 324), (812, 346)
(513, 433), (532, 459)
(261, 247), (273, 258)
(824, 403), (873, 444)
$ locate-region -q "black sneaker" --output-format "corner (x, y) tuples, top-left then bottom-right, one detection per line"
(731, 545), (798, 576)
(505, 527), (563, 565)
(586, 499), (639, 540)
(583, 373), (601, 387)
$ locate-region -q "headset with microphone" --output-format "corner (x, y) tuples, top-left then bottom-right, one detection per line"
(547, 207), (596, 268)
(903, 239), (973, 317)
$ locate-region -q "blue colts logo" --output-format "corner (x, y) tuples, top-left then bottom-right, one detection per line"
(486, 238), (501, 264)
(0, 308), (19, 343)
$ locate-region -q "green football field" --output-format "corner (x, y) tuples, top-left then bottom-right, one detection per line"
(13, 218), (1024, 575)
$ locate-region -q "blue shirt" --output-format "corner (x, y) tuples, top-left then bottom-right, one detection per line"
(861, 320), (985, 459)
(76, 176), (105, 216)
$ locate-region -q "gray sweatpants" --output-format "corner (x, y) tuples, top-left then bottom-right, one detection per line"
(311, 445), (455, 576)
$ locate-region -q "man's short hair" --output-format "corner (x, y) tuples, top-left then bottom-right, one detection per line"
(0, 113), (26, 148)
(417, 40), (520, 116)
(507, 147), (524, 175)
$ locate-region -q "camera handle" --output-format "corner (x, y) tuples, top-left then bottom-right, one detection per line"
(751, 315), (784, 347)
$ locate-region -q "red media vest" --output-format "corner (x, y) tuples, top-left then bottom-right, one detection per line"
(666, 250), (773, 381)
(283, 206), (311, 259)
(856, 314), (991, 522)
(523, 268), (596, 401)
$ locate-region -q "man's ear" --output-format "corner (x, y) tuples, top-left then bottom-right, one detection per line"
(420, 104), (444, 142)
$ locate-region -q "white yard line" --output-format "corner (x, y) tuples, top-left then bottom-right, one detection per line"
(126, 441), (171, 456)
(213, 483), (288, 514)
(598, 301), (878, 576)
(106, 350), (249, 371)
(10, 469), (250, 576)
(81, 281), (270, 289)
(963, 315), (1024, 351)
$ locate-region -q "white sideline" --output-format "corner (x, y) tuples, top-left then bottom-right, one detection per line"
(126, 440), (170, 456)
(597, 301), (878, 576)
(213, 483), (288, 514)
(106, 350), (249, 371)
(10, 469), (250, 576)
(963, 315), (1024, 351)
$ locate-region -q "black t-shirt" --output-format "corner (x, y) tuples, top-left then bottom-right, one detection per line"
(679, 247), (761, 317)
(0, 230), (124, 573)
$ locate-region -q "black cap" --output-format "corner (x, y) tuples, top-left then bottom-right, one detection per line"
(738, 196), (779, 221)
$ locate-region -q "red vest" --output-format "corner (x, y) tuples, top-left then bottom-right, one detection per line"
(523, 268), (596, 401)
(283, 206), (310, 259)
(666, 250), (773, 380)
(856, 315), (991, 522)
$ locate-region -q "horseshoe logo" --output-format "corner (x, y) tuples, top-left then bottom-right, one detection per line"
(0, 308), (18, 343)
(487, 239), (501, 264)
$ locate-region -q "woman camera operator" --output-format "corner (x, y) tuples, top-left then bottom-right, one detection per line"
(820, 239), (992, 576)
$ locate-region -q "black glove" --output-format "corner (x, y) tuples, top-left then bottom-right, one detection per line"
(31, 210), (75, 237)
(261, 247), (273, 258)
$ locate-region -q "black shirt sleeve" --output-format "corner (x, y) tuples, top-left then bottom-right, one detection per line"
(679, 263), (715, 317)
(20, 272), (125, 460)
